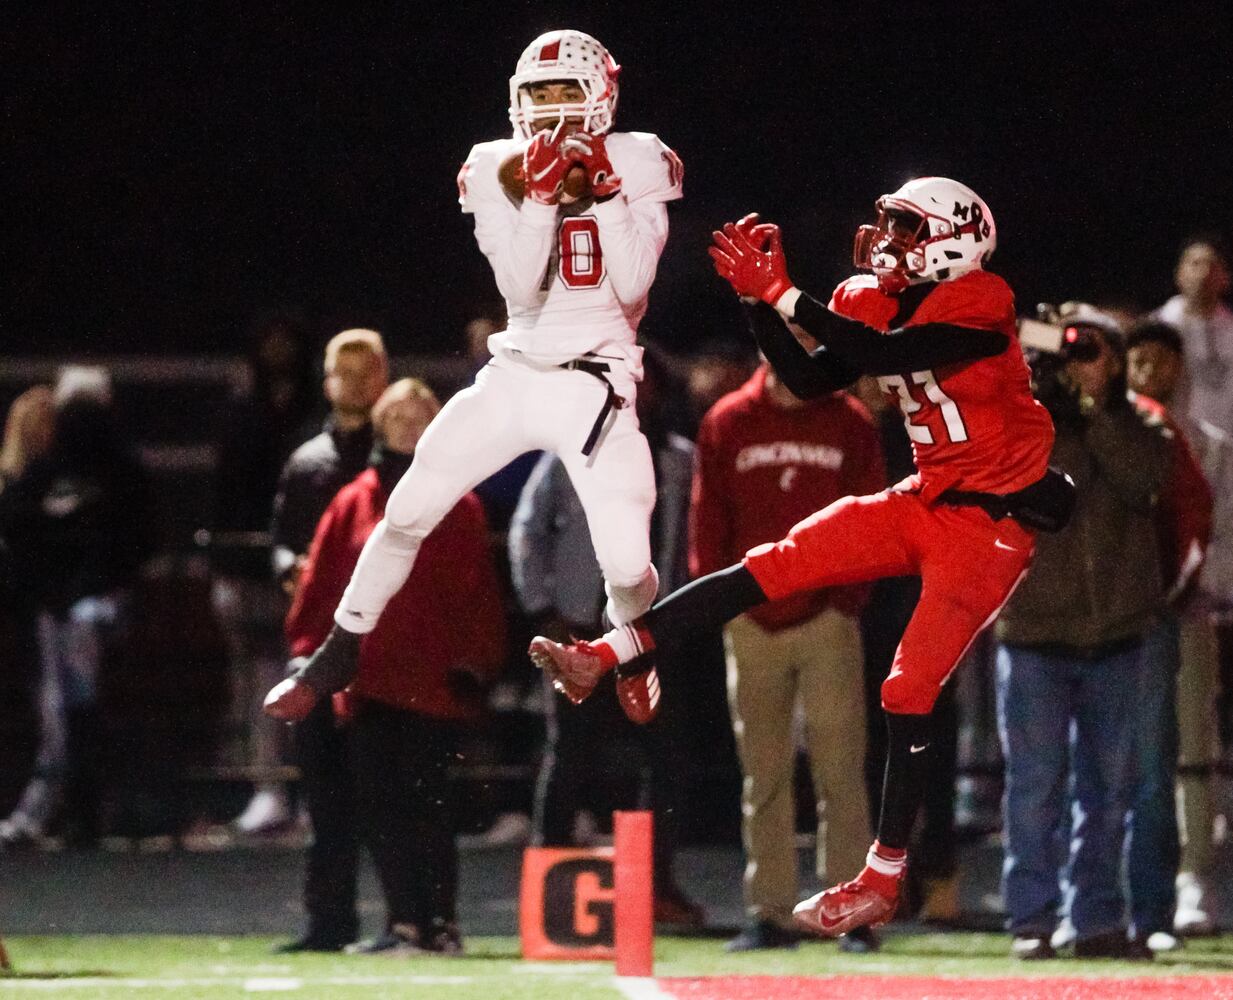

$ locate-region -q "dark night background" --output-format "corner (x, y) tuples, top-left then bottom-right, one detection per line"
(3, 5), (1232, 358)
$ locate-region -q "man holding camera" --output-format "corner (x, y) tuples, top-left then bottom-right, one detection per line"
(996, 304), (1172, 961)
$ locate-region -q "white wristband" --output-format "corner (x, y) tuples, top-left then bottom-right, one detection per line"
(773, 286), (802, 318)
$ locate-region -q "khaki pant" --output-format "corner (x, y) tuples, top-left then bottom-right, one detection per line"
(725, 608), (871, 926)
(1177, 614), (1220, 876)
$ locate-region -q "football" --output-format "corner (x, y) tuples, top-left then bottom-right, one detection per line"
(498, 154), (591, 203)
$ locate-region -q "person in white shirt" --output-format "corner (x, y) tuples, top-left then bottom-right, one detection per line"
(1153, 235), (1233, 936)
(264, 29), (683, 723)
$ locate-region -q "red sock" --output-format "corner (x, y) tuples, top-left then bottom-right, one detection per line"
(857, 840), (907, 901)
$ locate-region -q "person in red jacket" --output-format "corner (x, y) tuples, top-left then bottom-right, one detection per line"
(692, 362), (885, 952)
(530, 178), (1073, 939)
(269, 378), (506, 956)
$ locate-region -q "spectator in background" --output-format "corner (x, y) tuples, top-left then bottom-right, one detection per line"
(691, 362), (884, 953)
(213, 314), (318, 835)
(268, 328), (388, 952)
(0, 386), (56, 835)
(1128, 319), (1222, 937)
(1153, 238), (1233, 934)
(996, 308), (1169, 961)
(1122, 319), (1213, 952)
(0, 387), (55, 488)
(278, 379), (505, 955)
(462, 312), (505, 373)
(460, 310), (541, 533)
(1154, 236), (1233, 584)
(0, 368), (152, 848)
(507, 348), (703, 928)
(684, 339), (757, 437)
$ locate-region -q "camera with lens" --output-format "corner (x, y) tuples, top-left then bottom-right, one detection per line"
(1018, 302), (1118, 421)
(1019, 304), (1105, 364)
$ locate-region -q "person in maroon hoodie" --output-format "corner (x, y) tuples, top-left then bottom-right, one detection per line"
(268, 378), (506, 956)
(691, 363), (885, 952)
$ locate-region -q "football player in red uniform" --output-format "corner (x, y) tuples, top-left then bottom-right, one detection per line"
(529, 177), (1074, 939)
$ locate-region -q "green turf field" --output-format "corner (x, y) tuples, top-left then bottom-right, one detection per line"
(3, 934), (1233, 999)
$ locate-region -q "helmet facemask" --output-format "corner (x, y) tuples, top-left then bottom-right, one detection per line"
(854, 204), (930, 293)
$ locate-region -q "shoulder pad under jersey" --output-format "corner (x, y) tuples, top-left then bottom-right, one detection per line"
(605, 131), (684, 204)
(457, 137), (524, 214)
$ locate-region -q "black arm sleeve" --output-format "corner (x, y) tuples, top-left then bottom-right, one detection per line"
(792, 292), (1009, 376)
(745, 302), (861, 400)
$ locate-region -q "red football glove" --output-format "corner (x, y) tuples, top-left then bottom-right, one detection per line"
(568, 131), (622, 200)
(709, 215), (794, 304)
(733, 211), (777, 249)
(523, 123), (575, 205)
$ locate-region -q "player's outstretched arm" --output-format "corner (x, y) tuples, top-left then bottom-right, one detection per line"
(711, 217), (1008, 377)
(789, 294), (1008, 375)
(744, 300), (861, 399)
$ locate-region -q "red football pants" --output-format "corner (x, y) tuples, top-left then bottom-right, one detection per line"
(743, 489), (1035, 715)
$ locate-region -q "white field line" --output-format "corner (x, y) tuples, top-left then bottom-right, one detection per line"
(613, 977), (676, 1000)
(0, 974), (475, 990)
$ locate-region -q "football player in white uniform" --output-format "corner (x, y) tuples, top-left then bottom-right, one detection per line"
(264, 29), (683, 723)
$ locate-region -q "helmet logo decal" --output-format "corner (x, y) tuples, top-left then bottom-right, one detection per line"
(952, 201), (990, 243)
(539, 40), (561, 61)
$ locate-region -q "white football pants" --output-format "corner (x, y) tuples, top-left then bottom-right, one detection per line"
(336, 352), (658, 633)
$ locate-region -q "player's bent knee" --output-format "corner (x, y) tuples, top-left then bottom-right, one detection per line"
(880, 674), (941, 716)
(597, 549), (654, 589)
(601, 562), (653, 591)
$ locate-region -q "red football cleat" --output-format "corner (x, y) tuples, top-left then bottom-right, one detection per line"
(615, 662), (661, 724)
(792, 870), (901, 938)
(528, 636), (612, 704)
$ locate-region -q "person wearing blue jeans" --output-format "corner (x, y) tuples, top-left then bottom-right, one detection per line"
(996, 641), (1141, 945)
(995, 304), (1171, 961)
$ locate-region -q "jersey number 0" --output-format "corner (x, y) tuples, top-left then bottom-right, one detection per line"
(553, 217), (604, 289)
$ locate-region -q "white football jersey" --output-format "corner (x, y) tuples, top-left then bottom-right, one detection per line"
(457, 131), (683, 366)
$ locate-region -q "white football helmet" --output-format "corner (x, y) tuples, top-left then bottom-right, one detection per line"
(854, 177), (996, 288)
(508, 30), (620, 140)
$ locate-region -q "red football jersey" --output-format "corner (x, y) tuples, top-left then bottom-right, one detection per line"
(829, 271), (1054, 501)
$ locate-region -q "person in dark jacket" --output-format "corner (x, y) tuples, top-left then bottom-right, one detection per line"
(268, 328), (388, 952)
(995, 305), (1171, 961)
(0, 368), (151, 847)
(280, 378), (506, 955)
